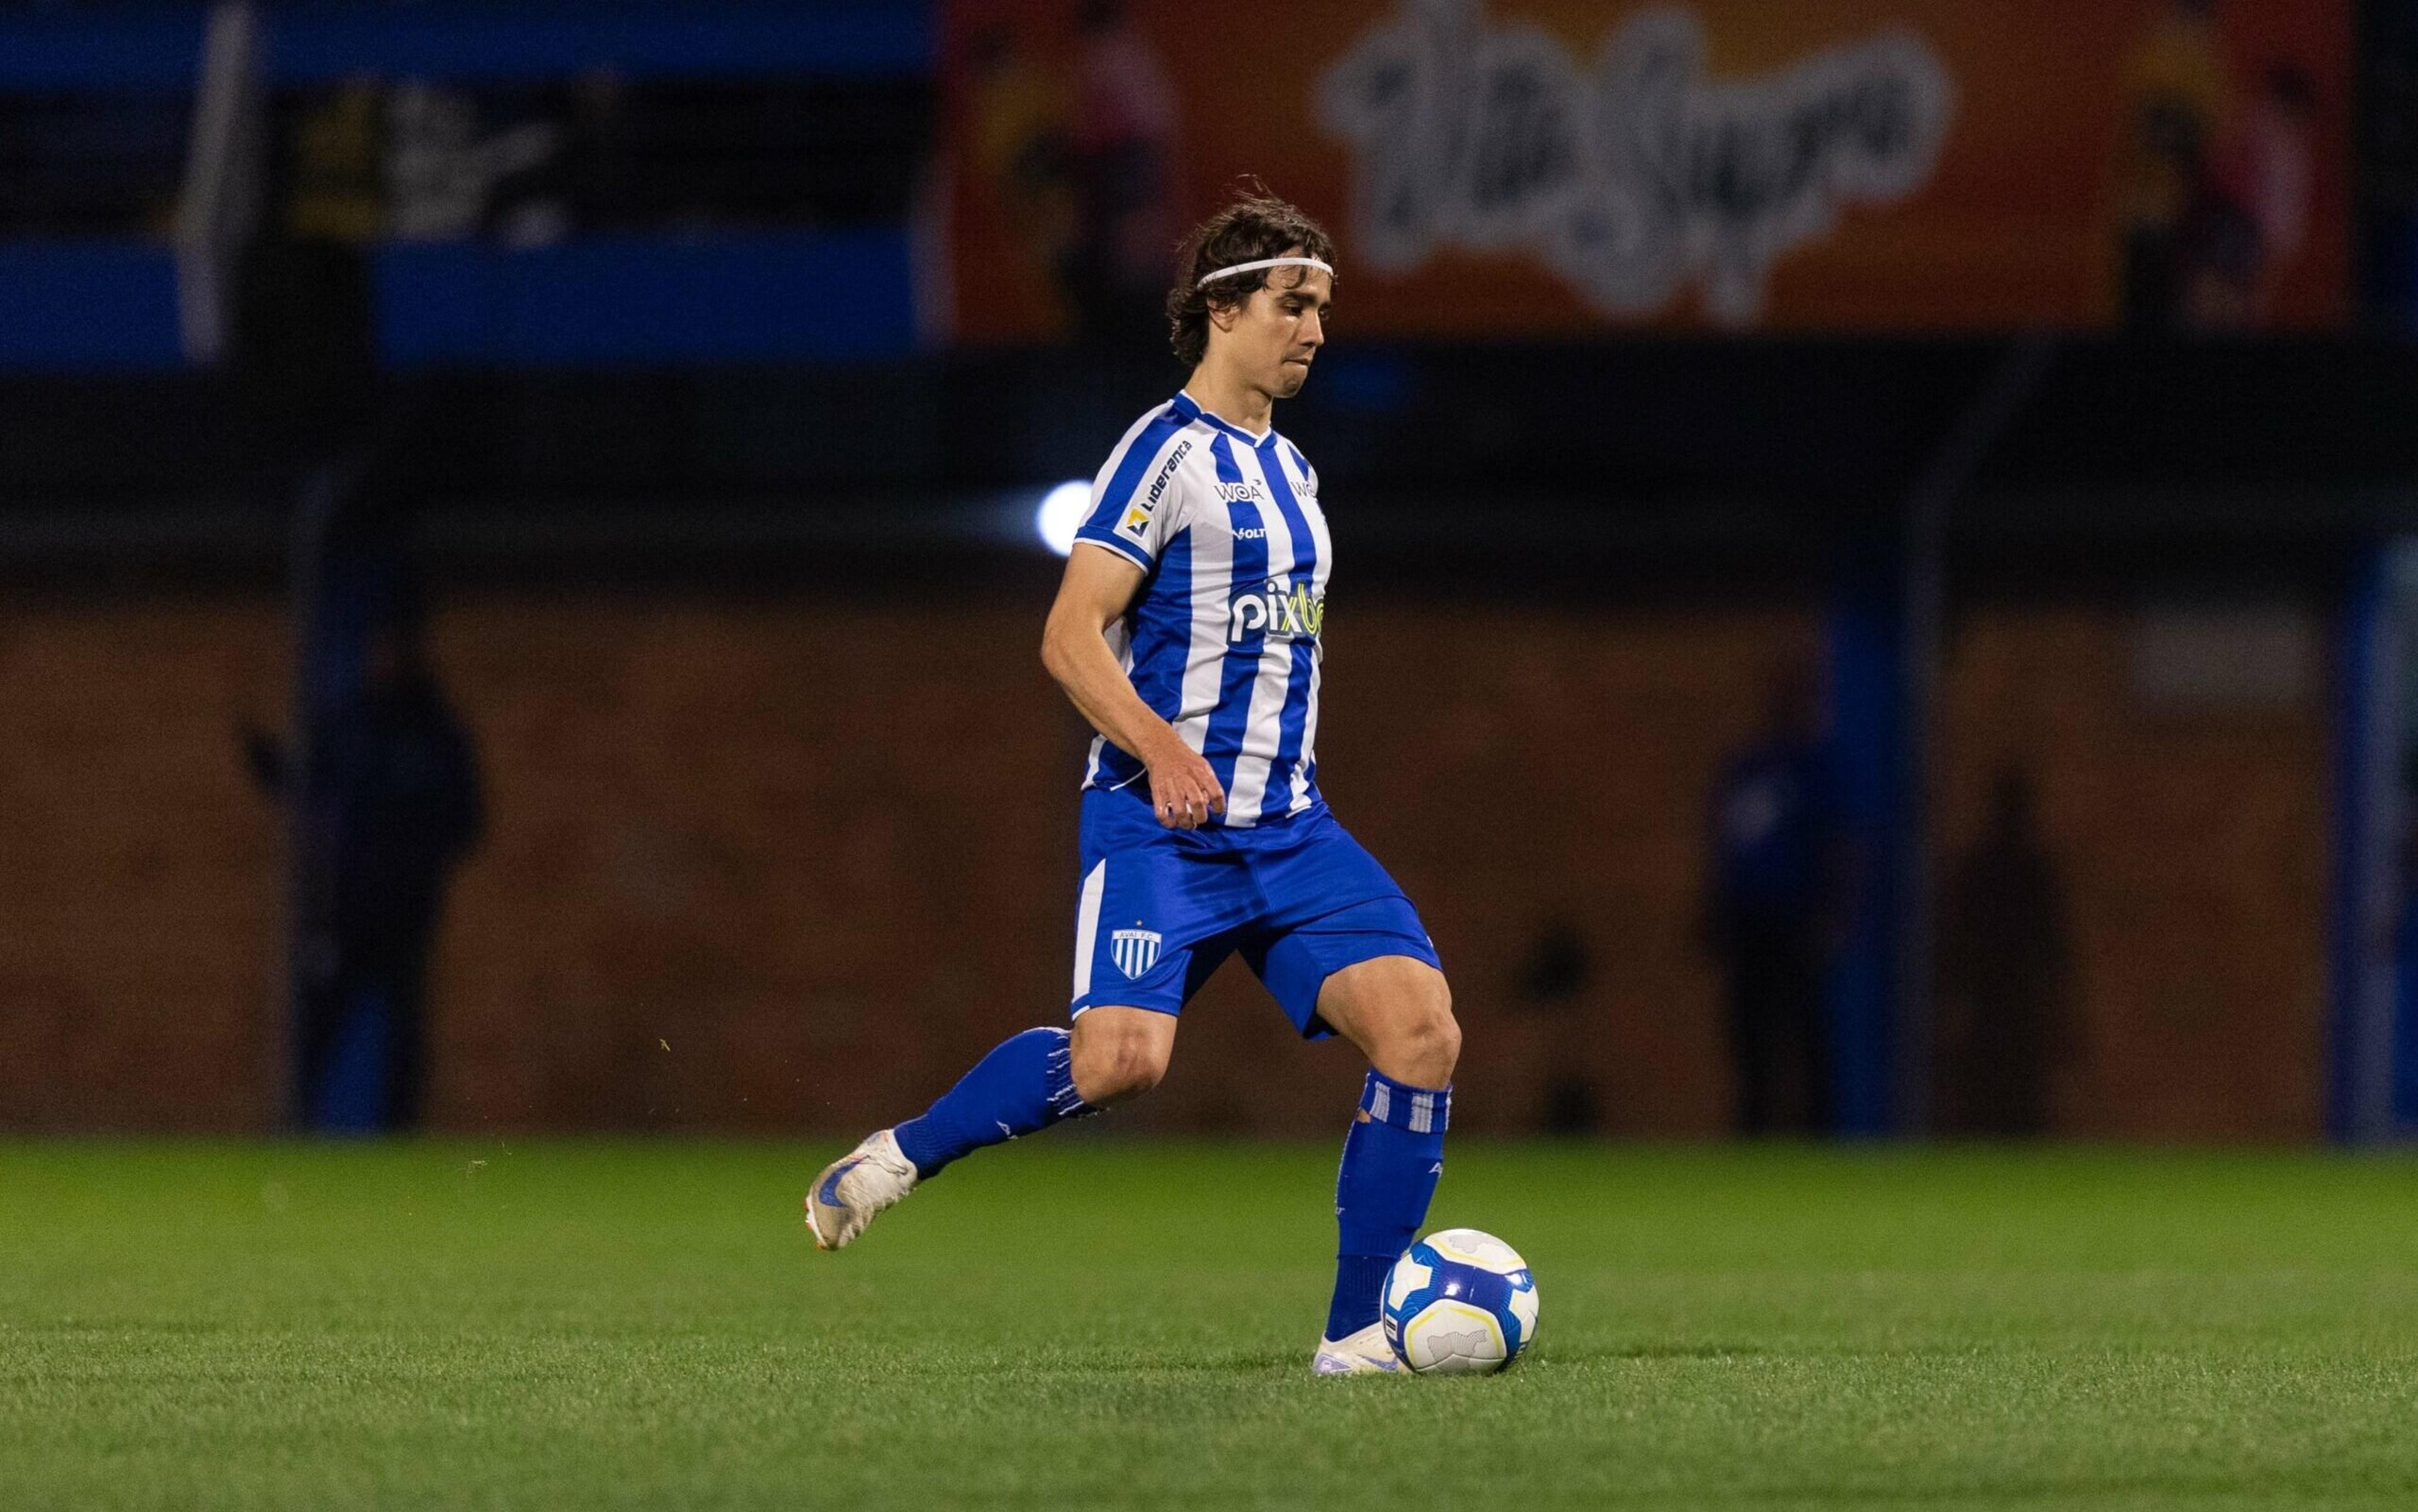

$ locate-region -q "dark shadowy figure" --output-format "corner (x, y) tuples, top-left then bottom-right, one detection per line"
(967, 23), (1078, 307)
(2114, 0), (2228, 331)
(1062, 0), (1179, 344)
(2179, 62), (2318, 327)
(1513, 920), (1596, 1135)
(1703, 662), (1847, 1136)
(245, 621), (484, 1130)
(1934, 767), (2075, 1137)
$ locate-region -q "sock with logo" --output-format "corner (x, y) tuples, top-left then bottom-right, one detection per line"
(891, 1026), (1098, 1179)
(1325, 1069), (1450, 1341)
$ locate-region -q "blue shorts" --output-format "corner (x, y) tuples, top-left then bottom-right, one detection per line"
(1069, 789), (1440, 1038)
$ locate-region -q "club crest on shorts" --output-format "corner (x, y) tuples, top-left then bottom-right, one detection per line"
(1111, 928), (1163, 979)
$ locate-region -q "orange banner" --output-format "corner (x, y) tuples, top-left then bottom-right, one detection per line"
(941, 0), (2349, 339)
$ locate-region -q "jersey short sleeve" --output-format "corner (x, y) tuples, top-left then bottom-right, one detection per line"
(1074, 407), (1195, 570)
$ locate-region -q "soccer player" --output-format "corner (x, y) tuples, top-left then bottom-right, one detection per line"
(806, 190), (1458, 1376)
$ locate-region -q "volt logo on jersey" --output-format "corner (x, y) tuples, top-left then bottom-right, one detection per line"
(1227, 582), (1326, 644)
(1111, 928), (1163, 978)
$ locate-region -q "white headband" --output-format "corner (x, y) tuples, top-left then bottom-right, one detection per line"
(1195, 256), (1334, 289)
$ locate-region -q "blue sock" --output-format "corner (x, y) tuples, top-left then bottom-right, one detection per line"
(892, 1027), (1098, 1179)
(1325, 1069), (1449, 1340)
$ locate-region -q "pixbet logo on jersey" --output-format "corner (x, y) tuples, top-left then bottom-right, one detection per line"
(1228, 580), (1325, 644)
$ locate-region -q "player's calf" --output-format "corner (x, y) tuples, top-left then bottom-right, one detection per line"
(1312, 958), (1457, 1370)
(807, 1024), (1111, 1253)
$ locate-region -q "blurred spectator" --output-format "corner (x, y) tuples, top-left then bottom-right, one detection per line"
(1063, 0), (1179, 343)
(1703, 662), (1848, 1136)
(1934, 766), (2076, 1136)
(1514, 919), (1596, 1135)
(244, 617), (484, 1132)
(542, 70), (635, 239)
(968, 25), (1079, 327)
(2115, 0), (2230, 331)
(242, 81), (387, 461)
(2181, 64), (2319, 327)
(285, 76), (386, 243)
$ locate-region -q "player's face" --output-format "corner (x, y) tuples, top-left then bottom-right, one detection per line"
(1233, 261), (1332, 399)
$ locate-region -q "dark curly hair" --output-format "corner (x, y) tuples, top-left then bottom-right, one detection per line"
(1165, 183), (1336, 369)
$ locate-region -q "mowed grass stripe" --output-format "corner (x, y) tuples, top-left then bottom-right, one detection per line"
(4, 1142), (2417, 1509)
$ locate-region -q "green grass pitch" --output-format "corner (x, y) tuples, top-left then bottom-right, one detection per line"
(6, 1140), (2418, 1510)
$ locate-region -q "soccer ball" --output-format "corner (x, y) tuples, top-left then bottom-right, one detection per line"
(1381, 1227), (1539, 1375)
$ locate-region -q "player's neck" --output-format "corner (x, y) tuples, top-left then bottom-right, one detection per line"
(1181, 367), (1274, 441)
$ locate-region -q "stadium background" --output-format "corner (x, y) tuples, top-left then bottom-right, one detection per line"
(3, 0), (2415, 1147)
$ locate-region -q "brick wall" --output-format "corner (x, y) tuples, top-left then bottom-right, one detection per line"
(0, 590), (2334, 1139)
(420, 596), (1815, 1139)
(0, 598), (287, 1130)
(1934, 606), (2332, 1139)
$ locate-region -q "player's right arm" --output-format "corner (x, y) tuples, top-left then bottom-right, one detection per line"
(1040, 544), (1225, 829)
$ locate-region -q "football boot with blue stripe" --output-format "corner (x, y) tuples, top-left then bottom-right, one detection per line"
(804, 1130), (918, 1251)
(1312, 1322), (1401, 1376)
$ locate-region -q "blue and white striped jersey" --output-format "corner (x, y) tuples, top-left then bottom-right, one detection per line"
(1072, 391), (1332, 829)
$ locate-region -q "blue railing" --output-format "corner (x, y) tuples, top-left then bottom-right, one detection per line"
(375, 229), (917, 367)
(0, 3), (929, 90)
(0, 241), (184, 370)
(0, 3), (931, 370)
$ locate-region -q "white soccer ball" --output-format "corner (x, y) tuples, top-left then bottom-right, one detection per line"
(1380, 1227), (1540, 1375)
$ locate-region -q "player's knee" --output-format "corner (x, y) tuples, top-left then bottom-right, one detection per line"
(1406, 993), (1462, 1084)
(1371, 972), (1458, 1086)
(1070, 1015), (1170, 1107)
(1428, 998), (1463, 1077)
(1076, 1044), (1166, 1107)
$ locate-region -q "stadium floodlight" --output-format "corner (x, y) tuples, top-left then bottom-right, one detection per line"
(1035, 480), (1089, 556)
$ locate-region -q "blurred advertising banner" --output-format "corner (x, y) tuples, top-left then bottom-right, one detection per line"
(939, 0), (2349, 338)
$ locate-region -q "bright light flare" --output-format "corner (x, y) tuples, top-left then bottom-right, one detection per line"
(1034, 480), (1090, 556)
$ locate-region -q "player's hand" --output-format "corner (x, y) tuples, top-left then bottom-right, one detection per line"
(1143, 742), (1225, 830)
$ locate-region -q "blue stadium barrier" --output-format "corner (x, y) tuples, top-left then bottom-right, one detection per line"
(0, 242), (184, 370)
(1, 6), (928, 369)
(2328, 545), (2381, 1141)
(271, 3), (930, 84)
(0, 9), (207, 92)
(375, 229), (917, 366)
(0, 3), (931, 91)
(1827, 537), (1907, 1137)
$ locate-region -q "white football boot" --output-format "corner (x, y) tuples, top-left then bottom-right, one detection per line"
(1312, 1322), (1402, 1376)
(803, 1130), (919, 1251)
